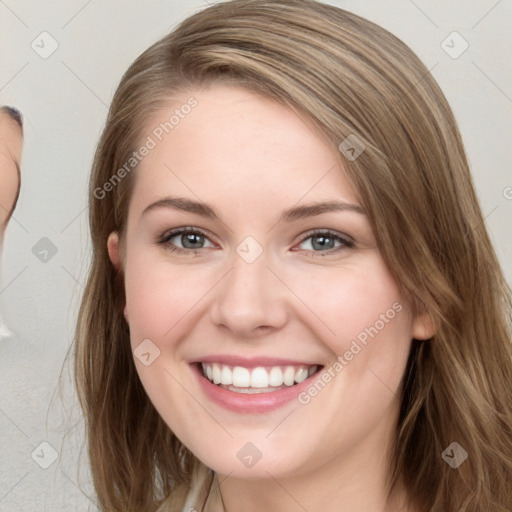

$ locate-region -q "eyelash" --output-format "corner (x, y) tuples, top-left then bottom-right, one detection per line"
(157, 227), (354, 257)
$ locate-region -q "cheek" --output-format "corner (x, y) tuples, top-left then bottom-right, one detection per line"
(286, 256), (411, 353)
(286, 256), (414, 409)
(123, 249), (214, 345)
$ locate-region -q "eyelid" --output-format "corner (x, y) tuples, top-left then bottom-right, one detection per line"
(296, 228), (354, 245)
(293, 228), (354, 255)
(160, 226), (214, 241)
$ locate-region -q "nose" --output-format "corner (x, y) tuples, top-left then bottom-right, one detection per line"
(209, 248), (289, 338)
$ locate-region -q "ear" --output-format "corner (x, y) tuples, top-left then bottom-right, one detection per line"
(107, 231), (121, 270)
(412, 309), (436, 341)
(107, 231), (129, 322)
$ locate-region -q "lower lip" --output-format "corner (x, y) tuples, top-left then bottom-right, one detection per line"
(191, 364), (322, 414)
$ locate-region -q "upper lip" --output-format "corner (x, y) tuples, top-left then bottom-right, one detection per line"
(189, 355), (321, 368)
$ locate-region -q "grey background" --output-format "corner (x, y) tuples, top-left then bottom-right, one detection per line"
(0, 0), (511, 510)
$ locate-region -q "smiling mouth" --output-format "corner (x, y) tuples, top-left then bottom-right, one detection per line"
(199, 362), (323, 394)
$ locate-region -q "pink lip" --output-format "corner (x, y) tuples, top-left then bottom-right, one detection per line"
(190, 362), (323, 414)
(189, 354), (319, 368)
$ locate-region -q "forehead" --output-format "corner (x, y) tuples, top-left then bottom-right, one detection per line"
(128, 84), (359, 218)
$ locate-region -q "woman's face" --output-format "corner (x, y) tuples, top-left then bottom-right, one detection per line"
(108, 84), (431, 479)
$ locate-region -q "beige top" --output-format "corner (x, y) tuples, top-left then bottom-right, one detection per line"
(181, 466), (224, 512)
(157, 464), (225, 512)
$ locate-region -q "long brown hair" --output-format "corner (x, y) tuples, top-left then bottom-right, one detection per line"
(74, 1), (512, 510)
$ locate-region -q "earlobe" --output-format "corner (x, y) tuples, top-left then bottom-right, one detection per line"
(107, 231), (121, 270)
(412, 310), (436, 341)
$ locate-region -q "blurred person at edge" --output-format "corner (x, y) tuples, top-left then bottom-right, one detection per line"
(0, 106), (23, 341)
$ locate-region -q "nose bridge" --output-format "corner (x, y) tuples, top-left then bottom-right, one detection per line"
(210, 242), (287, 336)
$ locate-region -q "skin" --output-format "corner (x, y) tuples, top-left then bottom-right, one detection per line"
(108, 84), (434, 512)
(0, 109), (22, 236)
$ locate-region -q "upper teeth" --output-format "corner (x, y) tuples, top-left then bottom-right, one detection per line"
(201, 362), (318, 388)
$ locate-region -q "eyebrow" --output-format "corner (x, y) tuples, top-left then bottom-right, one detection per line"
(141, 196), (366, 222)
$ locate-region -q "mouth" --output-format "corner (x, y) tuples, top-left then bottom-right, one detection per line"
(197, 362), (323, 394)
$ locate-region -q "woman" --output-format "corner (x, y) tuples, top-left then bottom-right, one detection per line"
(74, 1), (512, 511)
